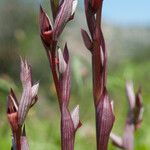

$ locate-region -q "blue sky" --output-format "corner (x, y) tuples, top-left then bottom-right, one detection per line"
(80, 0), (150, 25)
(103, 0), (150, 25)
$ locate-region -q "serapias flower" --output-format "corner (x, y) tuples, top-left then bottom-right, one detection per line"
(18, 58), (39, 126)
(7, 58), (39, 150)
(40, 1), (80, 150)
(81, 0), (115, 149)
(40, 0), (78, 47)
(110, 81), (144, 150)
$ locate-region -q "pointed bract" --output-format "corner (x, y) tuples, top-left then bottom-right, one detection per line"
(18, 59), (33, 126)
(59, 61), (71, 105)
(81, 29), (93, 51)
(20, 57), (32, 87)
(110, 101), (114, 113)
(126, 80), (135, 110)
(63, 43), (69, 63)
(111, 82), (144, 150)
(84, 0), (96, 38)
(10, 88), (19, 107)
(58, 48), (67, 74)
(39, 2), (79, 150)
(82, 1), (115, 150)
(31, 83), (39, 99)
(40, 5), (53, 45)
(7, 91), (18, 132)
(110, 133), (123, 149)
(134, 88), (143, 129)
(71, 105), (80, 129)
(96, 90), (115, 150)
(7, 59), (39, 150)
(53, 0), (75, 39)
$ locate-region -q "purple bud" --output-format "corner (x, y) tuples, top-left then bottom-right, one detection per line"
(7, 90), (19, 133)
(40, 5), (53, 45)
(81, 29), (93, 51)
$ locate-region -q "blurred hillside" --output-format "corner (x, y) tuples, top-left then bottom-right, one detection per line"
(0, 1), (150, 85)
(0, 0), (150, 149)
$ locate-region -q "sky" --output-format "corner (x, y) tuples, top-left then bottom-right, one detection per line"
(103, 0), (150, 25)
(80, 0), (150, 26)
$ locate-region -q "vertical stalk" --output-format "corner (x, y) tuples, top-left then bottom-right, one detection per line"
(40, 1), (80, 150)
(81, 0), (115, 149)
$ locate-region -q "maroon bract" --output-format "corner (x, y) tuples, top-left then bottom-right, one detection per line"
(81, 0), (115, 149)
(110, 81), (144, 150)
(7, 58), (39, 150)
(40, 1), (80, 150)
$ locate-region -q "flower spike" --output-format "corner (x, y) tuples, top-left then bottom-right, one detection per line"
(82, 0), (115, 149)
(40, 1), (80, 150)
(7, 58), (39, 150)
(53, 0), (76, 39)
(110, 81), (144, 150)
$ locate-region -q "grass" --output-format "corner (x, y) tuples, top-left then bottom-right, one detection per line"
(0, 59), (149, 149)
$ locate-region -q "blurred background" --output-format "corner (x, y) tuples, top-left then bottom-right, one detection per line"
(0, 0), (149, 149)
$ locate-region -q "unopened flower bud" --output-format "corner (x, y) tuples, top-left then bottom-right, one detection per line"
(71, 105), (80, 129)
(31, 83), (39, 99)
(58, 48), (67, 74)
